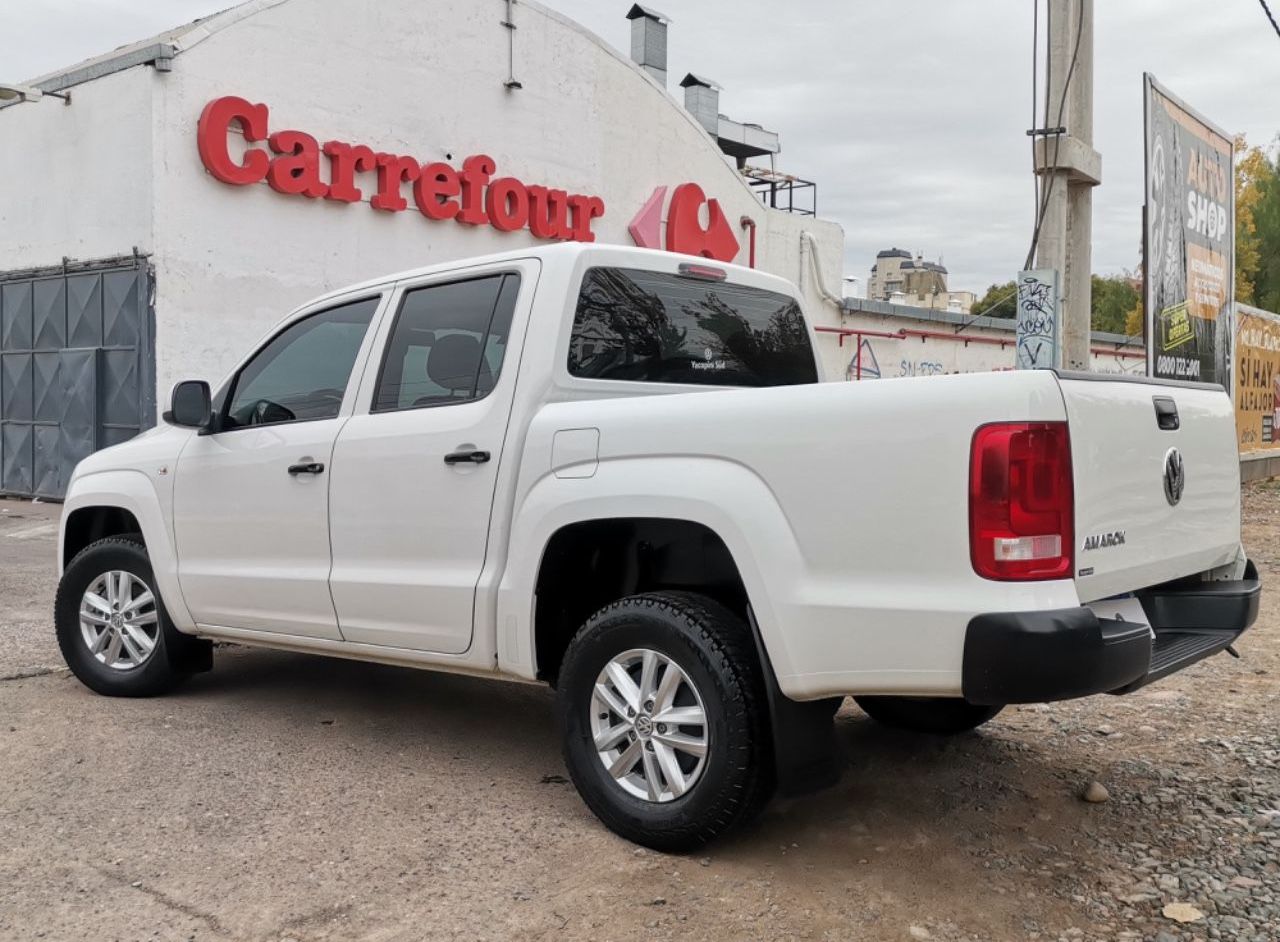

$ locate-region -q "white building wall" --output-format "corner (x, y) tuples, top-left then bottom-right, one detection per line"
(814, 310), (1145, 382)
(0, 67), (155, 270)
(141, 0), (844, 396)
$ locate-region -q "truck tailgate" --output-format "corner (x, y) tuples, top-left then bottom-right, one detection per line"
(1056, 372), (1241, 602)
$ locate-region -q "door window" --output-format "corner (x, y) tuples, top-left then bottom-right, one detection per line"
(373, 274), (520, 412)
(223, 297), (379, 429)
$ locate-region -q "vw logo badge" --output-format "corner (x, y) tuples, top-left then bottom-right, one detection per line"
(1163, 448), (1185, 506)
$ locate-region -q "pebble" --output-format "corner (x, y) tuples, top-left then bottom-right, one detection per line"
(908, 927), (931, 941)
(1081, 781), (1110, 803)
(1162, 901), (1205, 923)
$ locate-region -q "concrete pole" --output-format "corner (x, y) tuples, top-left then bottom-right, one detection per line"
(1035, 0), (1100, 371)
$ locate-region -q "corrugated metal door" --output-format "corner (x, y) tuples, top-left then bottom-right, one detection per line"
(0, 260), (154, 499)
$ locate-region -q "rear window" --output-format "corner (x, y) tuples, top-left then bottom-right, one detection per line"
(567, 267), (818, 387)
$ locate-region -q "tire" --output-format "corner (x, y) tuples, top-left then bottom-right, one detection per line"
(853, 696), (1003, 735)
(55, 536), (191, 697)
(557, 592), (773, 852)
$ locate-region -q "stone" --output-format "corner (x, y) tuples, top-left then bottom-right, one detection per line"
(908, 928), (931, 941)
(1162, 902), (1206, 923)
(1082, 781), (1110, 803)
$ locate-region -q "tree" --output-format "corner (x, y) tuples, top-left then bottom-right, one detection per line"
(1243, 141), (1280, 313)
(1236, 137), (1264, 305)
(970, 281), (1017, 319)
(1090, 273), (1139, 334)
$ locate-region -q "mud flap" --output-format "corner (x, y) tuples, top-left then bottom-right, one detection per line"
(747, 608), (844, 797)
(166, 630), (213, 674)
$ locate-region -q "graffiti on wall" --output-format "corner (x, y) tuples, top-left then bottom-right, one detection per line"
(844, 339), (883, 380)
(896, 359), (945, 377)
(845, 335), (1144, 382)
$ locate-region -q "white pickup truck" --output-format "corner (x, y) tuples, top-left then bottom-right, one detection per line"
(55, 243), (1260, 849)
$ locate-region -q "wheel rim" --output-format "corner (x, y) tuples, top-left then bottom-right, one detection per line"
(78, 570), (160, 671)
(589, 648), (710, 803)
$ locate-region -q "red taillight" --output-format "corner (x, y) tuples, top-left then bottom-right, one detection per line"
(969, 422), (1073, 581)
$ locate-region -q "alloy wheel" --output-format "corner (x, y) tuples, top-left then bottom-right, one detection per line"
(589, 648), (710, 802)
(78, 570), (160, 671)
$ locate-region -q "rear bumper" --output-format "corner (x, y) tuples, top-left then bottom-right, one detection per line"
(962, 561), (1261, 705)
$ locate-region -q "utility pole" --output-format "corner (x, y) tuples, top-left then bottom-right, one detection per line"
(1034, 0), (1100, 371)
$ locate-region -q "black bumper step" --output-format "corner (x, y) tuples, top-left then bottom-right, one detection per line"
(962, 561), (1261, 705)
(1145, 629), (1237, 683)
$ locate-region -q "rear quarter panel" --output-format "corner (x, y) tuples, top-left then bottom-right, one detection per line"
(500, 370), (1081, 700)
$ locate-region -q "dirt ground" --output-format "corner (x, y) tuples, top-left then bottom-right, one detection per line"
(0, 489), (1277, 942)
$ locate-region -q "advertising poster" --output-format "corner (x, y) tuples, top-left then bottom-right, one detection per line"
(1235, 304), (1280, 451)
(1144, 74), (1235, 385)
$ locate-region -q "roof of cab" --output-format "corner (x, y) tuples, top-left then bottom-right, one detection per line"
(299, 242), (798, 310)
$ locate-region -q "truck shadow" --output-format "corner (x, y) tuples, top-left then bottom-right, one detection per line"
(180, 647), (1066, 856)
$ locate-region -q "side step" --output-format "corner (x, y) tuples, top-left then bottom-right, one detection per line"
(1112, 628), (1237, 694)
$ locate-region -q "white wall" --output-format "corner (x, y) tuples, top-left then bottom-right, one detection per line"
(814, 309), (1145, 382)
(0, 67), (154, 270)
(141, 0), (845, 396)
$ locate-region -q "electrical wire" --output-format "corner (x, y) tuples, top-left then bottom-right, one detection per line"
(1023, 0), (1086, 271)
(1260, 0), (1280, 38)
(956, 0), (1046, 336)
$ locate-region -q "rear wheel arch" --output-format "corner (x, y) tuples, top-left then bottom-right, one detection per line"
(532, 517), (752, 686)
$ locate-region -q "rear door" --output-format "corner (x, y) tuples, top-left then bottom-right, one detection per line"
(1057, 373), (1241, 602)
(326, 263), (533, 654)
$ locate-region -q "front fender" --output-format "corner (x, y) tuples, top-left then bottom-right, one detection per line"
(61, 470), (196, 632)
(496, 455), (806, 685)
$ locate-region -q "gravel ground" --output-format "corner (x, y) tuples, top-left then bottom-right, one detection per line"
(0, 488), (1277, 942)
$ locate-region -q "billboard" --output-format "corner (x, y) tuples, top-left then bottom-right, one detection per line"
(1235, 304), (1280, 451)
(1143, 74), (1235, 385)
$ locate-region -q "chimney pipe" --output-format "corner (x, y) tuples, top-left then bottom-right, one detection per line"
(680, 73), (721, 136)
(626, 4), (669, 87)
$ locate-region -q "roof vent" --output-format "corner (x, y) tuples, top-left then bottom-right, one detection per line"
(680, 72), (721, 135)
(626, 4), (670, 87)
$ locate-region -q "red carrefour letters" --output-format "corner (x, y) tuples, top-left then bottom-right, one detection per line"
(458, 155), (496, 226)
(266, 131), (328, 198)
(414, 163), (462, 220)
(371, 154), (421, 212)
(196, 97), (606, 240)
(486, 178), (530, 232)
(197, 96), (270, 186)
(323, 141), (377, 203)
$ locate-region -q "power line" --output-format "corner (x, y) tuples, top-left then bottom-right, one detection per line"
(1260, 0), (1280, 38)
(1024, 2), (1086, 272)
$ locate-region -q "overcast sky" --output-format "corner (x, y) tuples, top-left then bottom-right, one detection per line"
(7, 0), (1280, 293)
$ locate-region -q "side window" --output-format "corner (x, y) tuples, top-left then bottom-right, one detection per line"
(224, 296), (379, 429)
(373, 274), (519, 412)
(568, 268), (819, 387)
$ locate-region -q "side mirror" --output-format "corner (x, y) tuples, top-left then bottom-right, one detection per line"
(164, 380), (212, 429)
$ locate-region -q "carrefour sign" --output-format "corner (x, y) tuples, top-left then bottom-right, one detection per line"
(196, 95), (607, 241)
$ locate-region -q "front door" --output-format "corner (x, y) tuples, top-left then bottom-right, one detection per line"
(328, 268), (528, 654)
(172, 294), (382, 639)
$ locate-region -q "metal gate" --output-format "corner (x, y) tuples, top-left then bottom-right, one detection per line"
(0, 259), (154, 499)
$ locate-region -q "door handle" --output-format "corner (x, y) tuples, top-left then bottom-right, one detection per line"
(444, 450), (491, 465)
(1153, 396), (1180, 431)
(287, 461), (326, 475)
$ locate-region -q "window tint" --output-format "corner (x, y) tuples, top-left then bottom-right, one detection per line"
(568, 268), (818, 387)
(225, 297), (378, 429)
(374, 274), (519, 412)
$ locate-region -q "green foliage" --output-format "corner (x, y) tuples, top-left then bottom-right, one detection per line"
(971, 281), (1018, 319)
(1090, 274), (1139, 334)
(1248, 148), (1280, 313)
